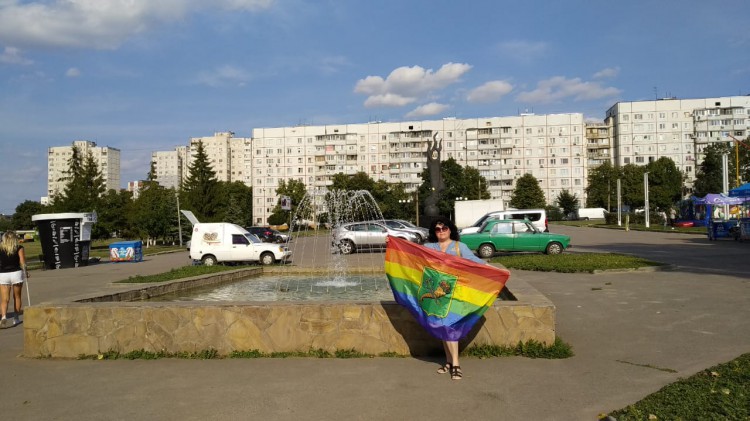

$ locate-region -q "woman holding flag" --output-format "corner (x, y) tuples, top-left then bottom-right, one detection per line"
(385, 216), (509, 381)
(423, 217), (487, 380)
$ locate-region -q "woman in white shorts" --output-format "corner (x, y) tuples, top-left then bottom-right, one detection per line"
(0, 231), (27, 328)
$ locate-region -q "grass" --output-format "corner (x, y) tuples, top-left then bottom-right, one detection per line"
(76, 338), (573, 360)
(115, 264), (253, 283)
(609, 352), (750, 420)
(489, 252), (663, 273)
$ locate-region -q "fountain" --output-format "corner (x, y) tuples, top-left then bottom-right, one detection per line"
(23, 190), (556, 358)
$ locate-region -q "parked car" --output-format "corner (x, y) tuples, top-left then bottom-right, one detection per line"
(332, 221), (420, 254)
(460, 208), (549, 235)
(382, 219), (429, 242)
(461, 219), (571, 257)
(246, 226), (285, 243)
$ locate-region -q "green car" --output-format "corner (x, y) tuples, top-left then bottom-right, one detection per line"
(461, 219), (571, 257)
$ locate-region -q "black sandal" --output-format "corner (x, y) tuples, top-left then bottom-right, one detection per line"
(451, 365), (463, 380)
(437, 362), (452, 374)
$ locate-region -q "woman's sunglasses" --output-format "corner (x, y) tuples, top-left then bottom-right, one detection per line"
(434, 226), (450, 233)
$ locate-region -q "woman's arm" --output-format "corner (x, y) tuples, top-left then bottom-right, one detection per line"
(19, 247), (28, 278)
(458, 242), (486, 265)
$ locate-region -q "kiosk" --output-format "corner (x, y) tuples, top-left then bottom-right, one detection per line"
(31, 212), (97, 269)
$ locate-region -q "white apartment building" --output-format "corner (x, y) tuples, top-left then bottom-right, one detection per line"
(188, 132), (250, 183)
(151, 150), (183, 189)
(46, 140), (121, 200)
(250, 114), (586, 224)
(605, 96), (750, 189)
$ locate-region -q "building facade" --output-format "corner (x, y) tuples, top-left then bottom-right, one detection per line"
(151, 150), (183, 189)
(250, 113), (587, 224)
(188, 132), (250, 183)
(604, 96), (750, 190)
(46, 140), (121, 200)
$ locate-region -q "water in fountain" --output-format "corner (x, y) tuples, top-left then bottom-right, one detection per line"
(285, 189), (386, 283)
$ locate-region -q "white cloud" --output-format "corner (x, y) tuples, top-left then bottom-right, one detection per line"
(0, 46), (32, 64)
(466, 80), (513, 103)
(192, 65), (253, 87)
(405, 102), (449, 119)
(355, 62), (471, 108)
(516, 76), (621, 104)
(593, 67), (620, 79)
(65, 67), (81, 77)
(364, 93), (415, 108)
(0, 0), (274, 50)
(496, 40), (548, 63)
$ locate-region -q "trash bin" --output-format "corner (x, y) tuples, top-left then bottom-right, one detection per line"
(31, 212), (97, 270)
(109, 241), (143, 262)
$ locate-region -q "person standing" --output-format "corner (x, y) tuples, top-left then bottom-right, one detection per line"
(422, 216), (487, 380)
(0, 231), (28, 328)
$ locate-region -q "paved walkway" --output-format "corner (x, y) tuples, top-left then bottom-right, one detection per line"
(1, 227), (749, 420)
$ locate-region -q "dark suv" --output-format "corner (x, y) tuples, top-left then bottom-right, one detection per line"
(246, 226), (283, 243)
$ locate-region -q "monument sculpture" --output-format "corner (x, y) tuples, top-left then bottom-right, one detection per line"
(424, 133), (445, 221)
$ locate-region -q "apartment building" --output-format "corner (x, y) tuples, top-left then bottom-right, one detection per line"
(585, 122), (612, 167)
(46, 140), (121, 200)
(604, 96), (750, 189)
(151, 149), (184, 189)
(250, 113), (586, 225)
(188, 132), (250, 183)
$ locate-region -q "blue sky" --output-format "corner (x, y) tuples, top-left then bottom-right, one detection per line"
(0, 0), (748, 214)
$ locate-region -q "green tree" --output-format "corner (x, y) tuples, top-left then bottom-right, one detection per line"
(555, 190), (579, 217)
(130, 185), (177, 245)
(620, 164), (647, 208)
(268, 179), (307, 226)
(645, 157), (683, 211)
(330, 171), (376, 192)
(182, 141), (221, 221)
(510, 174), (546, 209)
(94, 190), (133, 239)
(693, 143), (732, 196)
(418, 158), (489, 219)
(219, 181), (253, 227)
(11, 200), (43, 230)
(53, 147), (106, 212)
(585, 161), (622, 210)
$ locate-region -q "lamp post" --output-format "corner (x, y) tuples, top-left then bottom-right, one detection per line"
(644, 172), (650, 228)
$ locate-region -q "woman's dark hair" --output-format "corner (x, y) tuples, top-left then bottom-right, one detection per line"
(427, 216), (460, 242)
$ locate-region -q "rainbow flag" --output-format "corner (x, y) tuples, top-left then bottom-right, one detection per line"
(385, 236), (511, 341)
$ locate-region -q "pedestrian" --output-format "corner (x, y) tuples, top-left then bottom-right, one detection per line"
(0, 231), (28, 328)
(669, 208), (676, 225)
(422, 216), (488, 380)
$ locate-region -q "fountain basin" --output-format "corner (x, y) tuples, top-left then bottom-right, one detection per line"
(23, 267), (555, 358)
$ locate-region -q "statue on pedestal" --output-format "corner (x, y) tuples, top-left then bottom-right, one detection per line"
(424, 133), (444, 218)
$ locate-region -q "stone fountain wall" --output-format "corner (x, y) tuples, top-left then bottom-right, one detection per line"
(23, 269), (555, 358)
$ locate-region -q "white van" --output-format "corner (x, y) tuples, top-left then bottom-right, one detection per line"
(459, 209), (548, 235)
(189, 222), (292, 266)
(572, 208), (608, 220)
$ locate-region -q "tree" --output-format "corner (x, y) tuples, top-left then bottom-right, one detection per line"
(130, 184), (177, 246)
(585, 161), (622, 210)
(219, 181), (253, 227)
(330, 171), (376, 192)
(555, 190), (579, 217)
(419, 158), (489, 218)
(182, 141), (221, 221)
(11, 200), (43, 230)
(268, 179), (307, 226)
(94, 190), (133, 239)
(620, 164), (647, 208)
(510, 174), (546, 209)
(645, 157), (683, 211)
(52, 147), (106, 213)
(693, 143), (732, 197)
